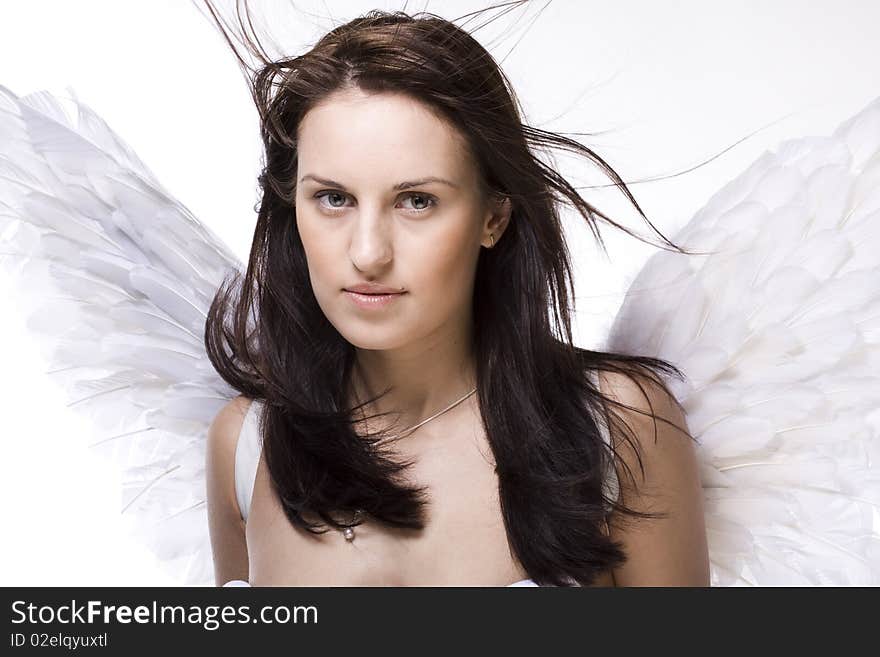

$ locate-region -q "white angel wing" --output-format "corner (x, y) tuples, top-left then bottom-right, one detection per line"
(607, 96), (880, 585)
(0, 84), (243, 586)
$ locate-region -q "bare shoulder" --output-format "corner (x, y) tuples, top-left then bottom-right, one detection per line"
(595, 365), (692, 496)
(206, 394), (255, 511)
(207, 395), (254, 453)
(205, 394), (254, 585)
(595, 367), (689, 452)
(596, 366), (710, 586)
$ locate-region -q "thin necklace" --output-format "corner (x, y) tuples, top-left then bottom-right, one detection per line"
(340, 385), (478, 542)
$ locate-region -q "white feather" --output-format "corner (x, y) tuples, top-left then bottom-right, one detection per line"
(609, 95), (880, 585)
(0, 84), (239, 586)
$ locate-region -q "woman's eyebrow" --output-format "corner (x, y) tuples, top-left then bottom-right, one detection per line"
(299, 174), (459, 191)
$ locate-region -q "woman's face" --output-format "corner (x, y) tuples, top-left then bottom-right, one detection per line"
(295, 87), (508, 351)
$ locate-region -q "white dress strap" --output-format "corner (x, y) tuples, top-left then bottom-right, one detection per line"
(234, 399), (263, 522)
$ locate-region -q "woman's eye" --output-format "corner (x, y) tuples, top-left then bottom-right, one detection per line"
(399, 194), (436, 212)
(315, 191), (349, 211)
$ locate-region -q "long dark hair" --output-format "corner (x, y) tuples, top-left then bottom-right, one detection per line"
(203, 1), (698, 586)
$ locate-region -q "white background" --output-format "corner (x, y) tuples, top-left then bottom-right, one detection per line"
(0, 0), (877, 585)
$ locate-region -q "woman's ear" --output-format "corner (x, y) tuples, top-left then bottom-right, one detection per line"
(482, 195), (512, 247)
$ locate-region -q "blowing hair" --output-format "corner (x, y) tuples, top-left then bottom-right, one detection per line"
(203, 0), (701, 586)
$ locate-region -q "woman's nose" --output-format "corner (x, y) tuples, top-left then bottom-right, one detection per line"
(348, 207), (393, 272)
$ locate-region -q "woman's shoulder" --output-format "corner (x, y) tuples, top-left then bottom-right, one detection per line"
(593, 366), (685, 434)
(207, 395), (257, 463)
(205, 395), (254, 584)
(213, 394), (255, 429)
(592, 364), (695, 510)
(592, 364), (688, 446)
(588, 363), (692, 484)
(591, 365), (708, 585)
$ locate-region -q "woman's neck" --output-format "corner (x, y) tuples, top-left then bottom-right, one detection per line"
(349, 327), (477, 430)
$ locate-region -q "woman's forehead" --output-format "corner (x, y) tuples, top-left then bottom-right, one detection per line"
(297, 88), (473, 183)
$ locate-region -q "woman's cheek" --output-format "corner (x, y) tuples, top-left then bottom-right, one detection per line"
(420, 233), (477, 304)
(297, 214), (336, 279)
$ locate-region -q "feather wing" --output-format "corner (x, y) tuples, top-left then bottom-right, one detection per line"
(607, 96), (880, 585)
(0, 84), (243, 586)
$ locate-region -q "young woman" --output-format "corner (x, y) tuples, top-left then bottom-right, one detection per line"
(203, 4), (710, 587)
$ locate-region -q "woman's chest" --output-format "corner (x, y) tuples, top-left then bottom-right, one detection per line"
(245, 422), (530, 586)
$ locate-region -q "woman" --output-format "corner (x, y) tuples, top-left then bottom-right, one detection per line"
(203, 4), (710, 587)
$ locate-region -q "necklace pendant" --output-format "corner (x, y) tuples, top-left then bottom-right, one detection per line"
(342, 527), (355, 541)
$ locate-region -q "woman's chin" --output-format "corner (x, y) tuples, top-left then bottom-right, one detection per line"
(337, 327), (409, 352)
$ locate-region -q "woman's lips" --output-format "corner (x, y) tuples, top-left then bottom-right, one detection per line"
(344, 290), (406, 309)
